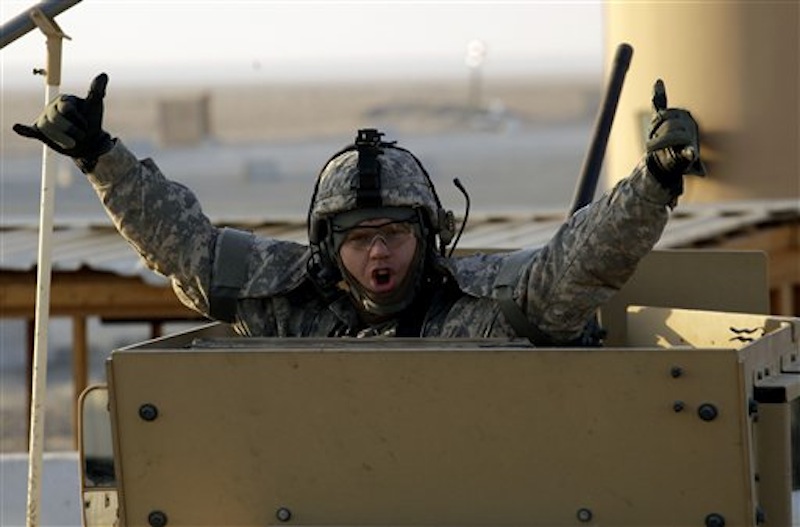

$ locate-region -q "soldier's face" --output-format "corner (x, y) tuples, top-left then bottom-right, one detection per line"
(338, 218), (418, 295)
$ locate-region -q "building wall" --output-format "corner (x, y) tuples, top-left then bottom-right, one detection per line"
(604, 2), (799, 203)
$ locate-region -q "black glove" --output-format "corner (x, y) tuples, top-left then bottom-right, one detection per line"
(14, 73), (113, 173)
(645, 79), (706, 195)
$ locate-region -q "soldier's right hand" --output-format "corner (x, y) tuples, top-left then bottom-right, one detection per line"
(13, 73), (113, 172)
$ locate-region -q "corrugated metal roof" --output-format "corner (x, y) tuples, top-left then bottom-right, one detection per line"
(1, 200), (797, 286)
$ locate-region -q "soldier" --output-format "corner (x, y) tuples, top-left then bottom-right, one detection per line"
(14, 73), (703, 344)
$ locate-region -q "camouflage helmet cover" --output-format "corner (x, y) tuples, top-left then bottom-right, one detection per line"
(309, 147), (442, 241)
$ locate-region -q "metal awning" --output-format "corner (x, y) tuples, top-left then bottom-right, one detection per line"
(2, 199), (797, 283)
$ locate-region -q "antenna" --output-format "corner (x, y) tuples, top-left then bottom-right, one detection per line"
(569, 43), (634, 215)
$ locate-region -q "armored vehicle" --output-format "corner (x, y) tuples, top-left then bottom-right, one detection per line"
(78, 249), (800, 527)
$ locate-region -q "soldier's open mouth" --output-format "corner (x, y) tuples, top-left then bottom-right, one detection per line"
(374, 269), (391, 285)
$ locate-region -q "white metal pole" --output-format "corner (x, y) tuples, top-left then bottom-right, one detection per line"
(25, 8), (68, 527)
(26, 82), (58, 527)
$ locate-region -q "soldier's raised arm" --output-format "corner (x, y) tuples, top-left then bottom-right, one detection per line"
(511, 79), (706, 344)
(14, 73), (220, 316)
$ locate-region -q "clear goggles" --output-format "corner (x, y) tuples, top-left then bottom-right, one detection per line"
(339, 219), (417, 251)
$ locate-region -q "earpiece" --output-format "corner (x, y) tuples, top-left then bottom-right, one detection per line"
(306, 244), (342, 291)
(438, 209), (456, 247)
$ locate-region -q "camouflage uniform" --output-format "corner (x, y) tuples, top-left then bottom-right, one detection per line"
(88, 140), (675, 344)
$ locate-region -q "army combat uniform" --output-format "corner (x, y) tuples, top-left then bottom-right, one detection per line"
(88, 140), (676, 344)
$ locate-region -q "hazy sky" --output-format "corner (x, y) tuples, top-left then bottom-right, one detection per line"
(2, 1), (605, 88)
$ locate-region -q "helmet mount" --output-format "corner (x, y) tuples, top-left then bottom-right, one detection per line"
(354, 129), (384, 209)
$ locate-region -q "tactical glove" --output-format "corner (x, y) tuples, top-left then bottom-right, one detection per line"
(14, 73), (113, 173)
(645, 79), (706, 196)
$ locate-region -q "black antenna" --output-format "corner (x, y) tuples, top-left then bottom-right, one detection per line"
(448, 178), (470, 257)
(569, 43), (634, 215)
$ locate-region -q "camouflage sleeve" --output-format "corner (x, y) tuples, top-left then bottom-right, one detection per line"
(518, 160), (674, 343)
(86, 140), (218, 316)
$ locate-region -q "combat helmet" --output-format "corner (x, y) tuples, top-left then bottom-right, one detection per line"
(307, 129), (457, 316)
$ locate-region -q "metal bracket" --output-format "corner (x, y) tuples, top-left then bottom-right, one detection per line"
(29, 6), (71, 86)
(754, 373), (800, 404)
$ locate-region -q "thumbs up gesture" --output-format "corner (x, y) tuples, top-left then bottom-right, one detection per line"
(645, 79), (706, 195)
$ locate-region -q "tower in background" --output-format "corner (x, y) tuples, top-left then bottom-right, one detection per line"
(604, 2), (799, 203)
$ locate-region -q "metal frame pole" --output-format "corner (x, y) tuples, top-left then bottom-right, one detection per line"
(25, 8), (69, 527)
(0, 0), (81, 49)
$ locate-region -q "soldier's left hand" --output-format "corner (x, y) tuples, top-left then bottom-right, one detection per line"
(645, 79), (706, 195)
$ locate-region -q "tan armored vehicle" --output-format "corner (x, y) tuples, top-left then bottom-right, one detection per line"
(79, 249), (799, 527)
